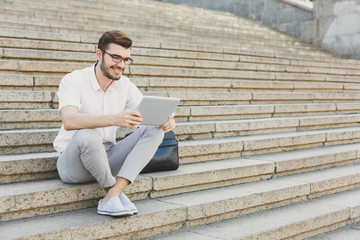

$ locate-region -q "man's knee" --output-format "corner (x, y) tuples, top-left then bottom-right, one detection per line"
(147, 127), (164, 144)
(75, 129), (102, 149)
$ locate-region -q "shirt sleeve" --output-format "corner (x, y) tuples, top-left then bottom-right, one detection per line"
(125, 81), (143, 109)
(57, 74), (82, 115)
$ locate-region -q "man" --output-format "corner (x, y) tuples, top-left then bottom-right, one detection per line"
(53, 30), (176, 217)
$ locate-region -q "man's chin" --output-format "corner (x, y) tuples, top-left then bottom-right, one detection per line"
(112, 73), (122, 81)
(110, 69), (123, 81)
(105, 73), (122, 81)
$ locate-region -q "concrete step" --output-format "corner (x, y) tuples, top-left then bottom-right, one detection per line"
(2, 48), (360, 78)
(2, 56), (359, 80)
(0, 156), (274, 220)
(0, 0), (287, 41)
(147, 143), (360, 198)
(0, 44), (358, 72)
(153, 164), (360, 228)
(2, 89), (360, 110)
(308, 222), (360, 240)
(0, 36), (96, 53)
(151, 189), (360, 240)
(190, 102), (360, 120)
(0, 29), (345, 69)
(0, 176), (150, 222)
(2, 164), (360, 238)
(3, 139), (359, 186)
(0, 90), (56, 109)
(0, 0), (297, 38)
(2, 124), (360, 157)
(0, 21), (313, 55)
(2, 21), (338, 55)
(3, 105), (360, 130)
(177, 114), (360, 140)
(0, 23), (321, 56)
(0, 152), (58, 184)
(0, 103), (349, 129)
(0, 40), (322, 63)
(0, 4), (324, 53)
(0, 28), (347, 66)
(0, 4), (266, 35)
(180, 126), (360, 164)
(1, 100), (360, 122)
(0, 109), (60, 130)
(3, 72), (360, 93)
(0, 59), (91, 74)
(0, 27), (96, 45)
(245, 143), (360, 176)
(2, 48), (95, 62)
(128, 65), (360, 79)
(0, 36), (315, 63)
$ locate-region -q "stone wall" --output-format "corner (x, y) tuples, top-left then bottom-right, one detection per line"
(156, 0), (313, 38)
(306, 0), (360, 59)
(157, 0), (360, 59)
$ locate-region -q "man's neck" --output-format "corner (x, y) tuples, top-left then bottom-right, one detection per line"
(94, 65), (113, 92)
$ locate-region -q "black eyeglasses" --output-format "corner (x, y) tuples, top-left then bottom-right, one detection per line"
(104, 51), (133, 65)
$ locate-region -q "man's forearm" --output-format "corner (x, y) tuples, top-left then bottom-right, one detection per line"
(60, 106), (115, 131)
(62, 112), (115, 131)
(60, 106), (143, 130)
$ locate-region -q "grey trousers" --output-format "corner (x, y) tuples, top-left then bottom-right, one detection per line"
(56, 126), (164, 188)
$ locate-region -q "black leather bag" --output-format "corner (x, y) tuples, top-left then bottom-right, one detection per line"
(124, 130), (179, 174)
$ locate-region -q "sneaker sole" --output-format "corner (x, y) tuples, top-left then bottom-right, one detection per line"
(97, 210), (133, 217)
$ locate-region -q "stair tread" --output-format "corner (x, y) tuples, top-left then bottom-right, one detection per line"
(1, 141), (358, 178)
(157, 163), (360, 204)
(180, 126), (360, 145)
(1, 112), (360, 127)
(307, 222), (360, 240)
(0, 198), (184, 239)
(1, 147), (360, 214)
(0, 26), (345, 61)
(152, 189), (360, 240)
(1, 123), (360, 142)
(2, 47), (358, 71)
(1, 163), (360, 239)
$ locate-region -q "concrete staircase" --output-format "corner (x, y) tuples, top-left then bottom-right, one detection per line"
(1, 0), (360, 239)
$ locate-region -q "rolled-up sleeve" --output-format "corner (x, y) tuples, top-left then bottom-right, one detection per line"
(57, 75), (82, 115)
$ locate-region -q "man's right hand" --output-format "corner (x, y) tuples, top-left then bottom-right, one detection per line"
(114, 109), (143, 128)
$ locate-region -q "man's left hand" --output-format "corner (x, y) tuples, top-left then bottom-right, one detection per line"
(158, 113), (176, 133)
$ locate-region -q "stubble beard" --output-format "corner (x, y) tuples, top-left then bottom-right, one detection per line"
(100, 57), (123, 81)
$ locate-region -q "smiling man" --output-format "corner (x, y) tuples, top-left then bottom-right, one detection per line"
(53, 30), (176, 217)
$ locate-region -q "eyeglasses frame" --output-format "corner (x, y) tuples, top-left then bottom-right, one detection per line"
(103, 51), (133, 65)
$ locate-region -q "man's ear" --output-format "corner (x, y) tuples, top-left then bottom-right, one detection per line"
(96, 49), (102, 62)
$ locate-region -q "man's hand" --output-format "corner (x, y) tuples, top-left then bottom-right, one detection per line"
(114, 109), (143, 128)
(158, 113), (176, 133)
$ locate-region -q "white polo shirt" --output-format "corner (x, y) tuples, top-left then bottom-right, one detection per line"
(53, 65), (143, 154)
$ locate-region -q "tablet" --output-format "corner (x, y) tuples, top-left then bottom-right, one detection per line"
(137, 96), (180, 126)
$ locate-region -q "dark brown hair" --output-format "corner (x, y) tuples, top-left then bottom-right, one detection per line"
(97, 30), (132, 52)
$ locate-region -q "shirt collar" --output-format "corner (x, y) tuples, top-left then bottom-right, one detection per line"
(90, 64), (120, 92)
(90, 64), (101, 92)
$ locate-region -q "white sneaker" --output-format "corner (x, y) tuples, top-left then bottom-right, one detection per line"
(97, 196), (133, 217)
(119, 193), (138, 215)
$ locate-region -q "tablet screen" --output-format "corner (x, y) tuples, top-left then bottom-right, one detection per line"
(137, 96), (180, 126)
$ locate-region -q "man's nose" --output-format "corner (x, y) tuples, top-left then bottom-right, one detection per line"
(116, 60), (126, 68)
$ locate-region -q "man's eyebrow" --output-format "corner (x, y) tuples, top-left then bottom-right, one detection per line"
(110, 53), (131, 59)
(111, 53), (122, 58)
